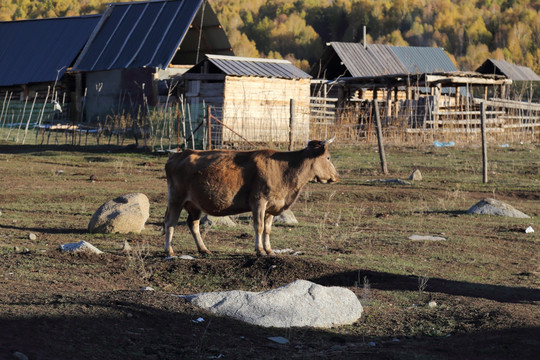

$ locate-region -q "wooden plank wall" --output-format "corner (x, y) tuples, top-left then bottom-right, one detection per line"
(221, 76), (310, 144)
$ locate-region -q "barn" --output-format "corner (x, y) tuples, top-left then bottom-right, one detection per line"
(179, 55), (311, 147)
(70, 0), (233, 123)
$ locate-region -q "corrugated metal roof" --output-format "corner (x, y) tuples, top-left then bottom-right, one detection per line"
(329, 42), (390, 77)
(0, 15), (100, 86)
(387, 45), (457, 74)
(198, 55), (311, 79)
(312, 42), (456, 80)
(73, 0), (223, 72)
(476, 59), (540, 81)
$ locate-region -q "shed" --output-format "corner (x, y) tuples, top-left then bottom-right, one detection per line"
(70, 0), (233, 122)
(476, 59), (540, 81)
(180, 55), (311, 146)
(0, 15), (101, 121)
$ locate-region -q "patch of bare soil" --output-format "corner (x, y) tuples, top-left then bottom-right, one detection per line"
(1, 252), (539, 360)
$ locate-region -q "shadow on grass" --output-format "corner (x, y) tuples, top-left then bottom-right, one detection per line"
(0, 144), (159, 155)
(0, 223), (87, 235)
(0, 290), (538, 360)
(311, 269), (540, 304)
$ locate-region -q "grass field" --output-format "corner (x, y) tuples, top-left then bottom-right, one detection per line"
(0, 141), (538, 359)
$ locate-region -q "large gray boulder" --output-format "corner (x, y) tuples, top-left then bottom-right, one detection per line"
(88, 193), (150, 233)
(188, 279), (362, 328)
(467, 198), (530, 218)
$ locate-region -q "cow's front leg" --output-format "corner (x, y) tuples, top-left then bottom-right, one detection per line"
(263, 213), (274, 255)
(252, 203), (267, 256)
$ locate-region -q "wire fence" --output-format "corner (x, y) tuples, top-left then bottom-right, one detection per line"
(1, 93), (538, 150)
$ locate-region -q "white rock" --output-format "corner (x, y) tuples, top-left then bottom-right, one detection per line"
(409, 169), (423, 181)
(466, 198), (530, 218)
(525, 226), (534, 234)
(189, 279), (363, 328)
(408, 235), (446, 241)
(59, 241), (103, 254)
(28, 233), (37, 241)
(200, 215), (236, 227)
(273, 209), (298, 225)
(179, 255), (195, 260)
(12, 352), (29, 360)
(428, 301), (437, 308)
(268, 336), (289, 344)
(88, 193), (150, 234)
(141, 286), (155, 291)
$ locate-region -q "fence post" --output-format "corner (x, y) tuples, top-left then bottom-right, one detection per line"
(207, 105), (212, 150)
(289, 99), (294, 151)
(480, 101), (488, 183)
(373, 99), (388, 175)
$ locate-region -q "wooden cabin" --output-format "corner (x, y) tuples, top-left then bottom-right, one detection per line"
(179, 55), (311, 146)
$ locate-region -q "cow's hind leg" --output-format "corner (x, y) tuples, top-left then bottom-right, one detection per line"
(252, 201), (268, 256)
(263, 213), (274, 255)
(164, 203), (182, 257)
(185, 204), (211, 255)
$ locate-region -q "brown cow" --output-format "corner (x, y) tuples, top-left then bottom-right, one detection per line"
(163, 138), (339, 256)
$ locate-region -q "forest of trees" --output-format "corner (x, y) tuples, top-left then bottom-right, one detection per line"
(1, 0), (540, 73)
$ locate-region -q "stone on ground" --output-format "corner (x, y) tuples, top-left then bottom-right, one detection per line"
(467, 198), (530, 218)
(273, 209), (298, 225)
(88, 193), (150, 233)
(409, 169), (423, 181)
(59, 240), (103, 254)
(200, 214), (236, 227)
(188, 279), (362, 328)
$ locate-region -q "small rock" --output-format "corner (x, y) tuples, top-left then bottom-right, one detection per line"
(55, 169), (64, 176)
(179, 255), (195, 260)
(368, 342), (376, 347)
(13, 246), (20, 252)
(0, 210), (2, 216)
(273, 209), (298, 225)
(392, 338), (400, 342)
(525, 226), (534, 234)
(200, 215), (236, 227)
(22, 247), (30, 254)
(141, 286), (155, 291)
(12, 352), (29, 360)
(268, 336), (289, 345)
(59, 240), (103, 254)
(28, 233), (37, 241)
(89, 174), (98, 182)
(409, 169), (423, 181)
(408, 235), (446, 241)
(428, 301), (437, 308)
(367, 179), (411, 185)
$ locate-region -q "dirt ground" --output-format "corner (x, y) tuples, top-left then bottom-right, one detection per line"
(0, 144), (539, 360)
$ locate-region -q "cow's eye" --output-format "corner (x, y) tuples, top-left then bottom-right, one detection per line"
(327, 156), (331, 160)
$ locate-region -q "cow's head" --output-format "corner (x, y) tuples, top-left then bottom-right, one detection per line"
(306, 136), (339, 183)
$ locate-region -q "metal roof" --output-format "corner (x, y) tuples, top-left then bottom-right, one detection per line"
(476, 59), (540, 81)
(192, 55), (311, 79)
(312, 42), (457, 80)
(73, 0), (231, 72)
(387, 45), (457, 74)
(0, 15), (100, 87)
(328, 42), (391, 77)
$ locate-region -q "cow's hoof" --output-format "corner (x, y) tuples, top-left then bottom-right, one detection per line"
(265, 250), (275, 256)
(198, 249), (212, 256)
(256, 250), (267, 257)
